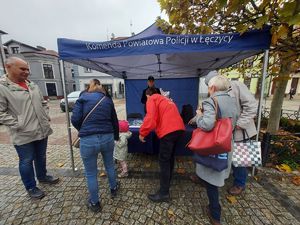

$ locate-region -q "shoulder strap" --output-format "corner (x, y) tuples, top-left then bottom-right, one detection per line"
(211, 97), (222, 119)
(82, 96), (105, 125)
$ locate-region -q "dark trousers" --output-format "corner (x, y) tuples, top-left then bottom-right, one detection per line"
(206, 181), (221, 222)
(158, 130), (183, 195)
(15, 138), (48, 190)
(232, 166), (247, 188)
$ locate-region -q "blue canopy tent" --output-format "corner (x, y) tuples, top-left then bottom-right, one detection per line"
(57, 23), (271, 171)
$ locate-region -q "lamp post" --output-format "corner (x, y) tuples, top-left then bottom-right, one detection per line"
(0, 30), (8, 74)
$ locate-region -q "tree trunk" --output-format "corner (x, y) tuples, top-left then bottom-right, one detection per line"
(266, 63), (290, 134)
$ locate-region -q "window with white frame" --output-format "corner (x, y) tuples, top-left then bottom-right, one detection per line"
(84, 67), (92, 73)
(43, 64), (54, 79)
(11, 46), (20, 54)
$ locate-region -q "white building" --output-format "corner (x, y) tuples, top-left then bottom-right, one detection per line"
(73, 65), (125, 98)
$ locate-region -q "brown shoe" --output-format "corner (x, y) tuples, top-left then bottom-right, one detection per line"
(206, 206), (222, 225)
(227, 186), (245, 196)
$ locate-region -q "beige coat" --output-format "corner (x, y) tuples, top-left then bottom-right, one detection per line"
(229, 81), (258, 141)
(0, 75), (52, 145)
(113, 131), (132, 161)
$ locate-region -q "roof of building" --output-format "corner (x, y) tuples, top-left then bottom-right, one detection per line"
(4, 39), (41, 51)
(22, 50), (59, 57)
(0, 30), (8, 35)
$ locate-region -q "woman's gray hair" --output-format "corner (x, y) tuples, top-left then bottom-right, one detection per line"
(208, 75), (230, 91)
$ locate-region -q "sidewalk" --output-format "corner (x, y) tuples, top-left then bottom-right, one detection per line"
(264, 97), (300, 111)
(0, 99), (299, 225)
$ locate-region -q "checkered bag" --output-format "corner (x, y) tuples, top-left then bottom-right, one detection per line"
(232, 141), (262, 167)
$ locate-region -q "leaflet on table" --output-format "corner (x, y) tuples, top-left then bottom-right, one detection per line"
(129, 119), (143, 128)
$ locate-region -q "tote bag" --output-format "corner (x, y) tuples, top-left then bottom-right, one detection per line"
(187, 97), (233, 156)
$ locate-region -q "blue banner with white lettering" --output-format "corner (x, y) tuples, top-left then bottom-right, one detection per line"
(58, 29), (270, 60)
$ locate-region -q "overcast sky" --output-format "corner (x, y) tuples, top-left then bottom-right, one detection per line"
(0, 0), (162, 51)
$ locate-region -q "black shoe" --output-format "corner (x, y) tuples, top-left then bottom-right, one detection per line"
(86, 200), (102, 213)
(27, 187), (45, 199)
(148, 192), (170, 203)
(110, 181), (120, 198)
(38, 175), (60, 184)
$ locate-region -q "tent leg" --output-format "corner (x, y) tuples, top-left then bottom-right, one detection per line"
(59, 60), (76, 172)
(252, 50), (269, 176)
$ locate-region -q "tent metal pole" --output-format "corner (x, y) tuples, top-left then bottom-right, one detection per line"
(253, 49), (269, 175)
(59, 60), (76, 172)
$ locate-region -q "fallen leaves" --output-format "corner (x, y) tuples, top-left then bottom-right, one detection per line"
(99, 172), (106, 177)
(275, 164), (292, 173)
(144, 162), (151, 168)
(226, 195), (237, 204)
(291, 176), (300, 186)
(167, 210), (176, 223)
(176, 168), (186, 174)
(57, 163), (64, 168)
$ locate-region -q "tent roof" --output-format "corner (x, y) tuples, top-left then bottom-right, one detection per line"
(57, 23), (271, 79)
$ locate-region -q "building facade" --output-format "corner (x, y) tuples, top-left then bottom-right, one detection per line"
(4, 40), (74, 99)
(73, 65), (125, 98)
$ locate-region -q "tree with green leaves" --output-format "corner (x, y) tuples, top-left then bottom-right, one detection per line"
(157, 0), (300, 134)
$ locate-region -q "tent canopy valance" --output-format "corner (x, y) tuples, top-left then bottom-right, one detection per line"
(57, 23), (271, 79)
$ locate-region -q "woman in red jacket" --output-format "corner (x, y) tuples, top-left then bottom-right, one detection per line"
(139, 87), (185, 202)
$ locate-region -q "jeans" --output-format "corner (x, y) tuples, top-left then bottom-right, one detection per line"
(206, 181), (221, 222)
(15, 138), (48, 190)
(159, 130), (183, 195)
(80, 133), (117, 204)
(232, 166), (247, 188)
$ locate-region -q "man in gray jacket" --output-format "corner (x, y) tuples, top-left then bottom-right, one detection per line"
(0, 57), (59, 199)
(205, 71), (258, 196)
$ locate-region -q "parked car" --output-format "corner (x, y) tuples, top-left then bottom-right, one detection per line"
(60, 91), (81, 112)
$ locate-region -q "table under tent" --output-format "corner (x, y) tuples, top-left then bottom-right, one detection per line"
(57, 23), (271, 171)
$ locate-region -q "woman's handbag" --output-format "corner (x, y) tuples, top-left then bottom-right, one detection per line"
(72, 137), (80, 148)
(187, 97), (233, 156)
(232, 130), (262, 167)
(72, 96), (106, 148)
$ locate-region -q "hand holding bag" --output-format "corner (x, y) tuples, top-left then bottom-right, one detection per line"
(187, 97), (233, 156)
(72, 96), (106, 148)
(232, 130), (262, 167)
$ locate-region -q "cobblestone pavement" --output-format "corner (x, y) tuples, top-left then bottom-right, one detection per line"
(0, 99), (300, 225)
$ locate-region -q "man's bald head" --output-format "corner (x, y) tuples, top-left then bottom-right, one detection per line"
(5, 57), (27, 66)
(5, 57), (30, 83)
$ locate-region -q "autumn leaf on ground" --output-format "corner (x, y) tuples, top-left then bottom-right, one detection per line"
(276, 164), (292, 173)
(187, 159), (193, 164)
(253, 176), (259, 181)
(176, 158), (183, 163)
(291, 176), (300, 186)
(167, 210), (176, 223)
(144, 162), (151, 168)
(57, 163), (64, 167)
(226, 195), (237, 204)
(99, 172), (106, 177)
(176, 168), (186, 174)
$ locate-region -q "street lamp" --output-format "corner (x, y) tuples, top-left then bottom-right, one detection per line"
(0, 30), (8, 74)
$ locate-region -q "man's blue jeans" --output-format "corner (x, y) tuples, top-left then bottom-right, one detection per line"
(232, 166), (247, 188)
(80, 133), (117, 204)
(15, 138), (48, 190)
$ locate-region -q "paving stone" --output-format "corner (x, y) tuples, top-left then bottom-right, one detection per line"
(0, 100), (300, 225)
